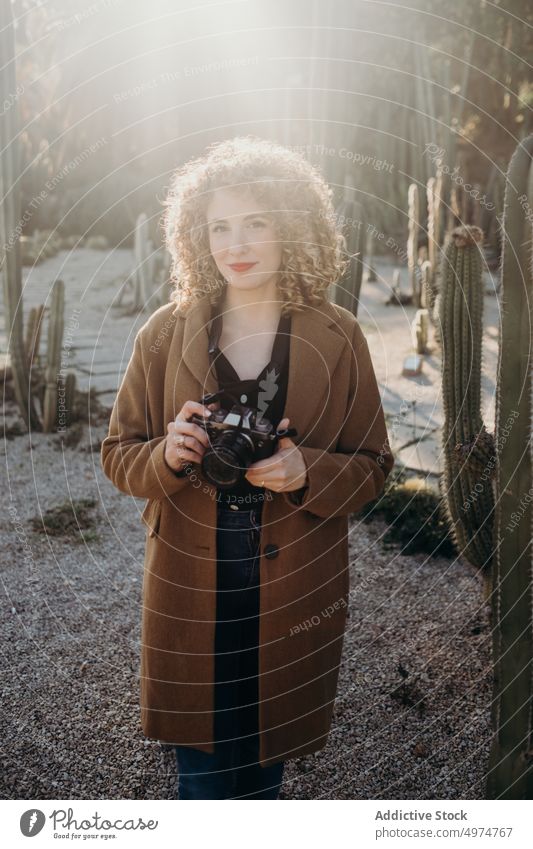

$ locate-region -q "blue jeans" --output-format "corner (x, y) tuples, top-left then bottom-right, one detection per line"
(175, 501), (285, 799)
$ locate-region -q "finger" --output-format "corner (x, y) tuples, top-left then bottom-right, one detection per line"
(245, 472), (284, 491)
(168, 419), (211, 449)
(248, 454), (280, 481)
(172, 433), (205, 462)
(277, 417), (290, 431)
(175, 400), (213, 422)
(165, 435), (202, 467)
(244, 470), (275, 486)
(172, 433), (206, 456)
(176, 421), (211, 448)
(247, 455), (282, 473)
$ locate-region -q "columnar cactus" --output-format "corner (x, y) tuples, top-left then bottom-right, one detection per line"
(427, 172), (443, 294)
(420, 259), (435, 315)
(407, 183), (420, 304)
(439, 225), (495, 587)
(487, 133), (533, 800)
(0, 0), (40, 430)
(133, 212), (154, 311)
(64, 372), (77, 428)
(25, 304), (45, 368)
(332, 194), (366, 317)
(365, 230), (377, 283)
(43, 279), (65, 432)
(411, 308), (429, 354)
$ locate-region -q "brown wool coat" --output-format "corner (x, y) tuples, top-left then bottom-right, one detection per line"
(100, 295), (394, 766)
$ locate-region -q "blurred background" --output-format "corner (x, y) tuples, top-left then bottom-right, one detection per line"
(9, 0), (533, 250)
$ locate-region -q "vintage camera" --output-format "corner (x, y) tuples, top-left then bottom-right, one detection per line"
(188, 391), (297, 489)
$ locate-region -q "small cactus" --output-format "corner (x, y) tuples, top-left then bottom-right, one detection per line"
(411, 309), (429, 354)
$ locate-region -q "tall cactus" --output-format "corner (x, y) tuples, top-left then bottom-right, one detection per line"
(420, 259), (435, 315)
(25, 304), (45, 369)
(487, 134), (533, 800)
(439, 225), (495, 592)
(407, 183), (420, 304)
(365, 230), (376, 283)
(0, 0), (40, 430)
(427, 172), (443, 296)
(64, 372), (77, 429)
(133, 213), (154, 311)
(43, 279), (65, 432)
(332, 188), (366, 317)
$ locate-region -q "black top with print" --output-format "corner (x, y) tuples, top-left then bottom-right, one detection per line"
(208, 304), (292, 507)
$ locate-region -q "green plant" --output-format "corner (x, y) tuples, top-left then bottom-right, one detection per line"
(356, 472), (456, 559)
(31, 498), (98, 539)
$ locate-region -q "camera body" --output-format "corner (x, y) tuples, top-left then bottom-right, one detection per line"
(189, 402), (279, 489)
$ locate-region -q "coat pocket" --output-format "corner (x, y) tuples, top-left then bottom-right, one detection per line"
(140, 499), (162, 538)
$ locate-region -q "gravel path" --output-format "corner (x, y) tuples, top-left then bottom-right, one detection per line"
(1, 407), (491, 800)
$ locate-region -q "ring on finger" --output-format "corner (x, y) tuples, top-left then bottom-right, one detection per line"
(175, 435), (186, 447)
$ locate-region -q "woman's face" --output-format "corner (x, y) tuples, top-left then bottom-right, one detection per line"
(206, 187), (283, 293)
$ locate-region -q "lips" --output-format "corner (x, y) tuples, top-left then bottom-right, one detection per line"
(228, 262), (258, 272)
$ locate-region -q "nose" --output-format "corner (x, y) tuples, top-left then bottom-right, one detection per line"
(227, 245), (249, 258)
(227, 237), (251, 257)
(224, 223), (257, 257)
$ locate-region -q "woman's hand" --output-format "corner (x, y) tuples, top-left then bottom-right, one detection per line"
(245, 417), (308, 492)
(164, 400), (219, 472)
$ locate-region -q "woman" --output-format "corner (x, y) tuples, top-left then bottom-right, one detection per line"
(101, 136), (394, 800)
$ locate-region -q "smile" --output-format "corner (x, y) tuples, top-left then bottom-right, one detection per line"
(228, 262), (258, 272)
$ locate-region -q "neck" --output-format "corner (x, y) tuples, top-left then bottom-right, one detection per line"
(219, 279), (282, 325)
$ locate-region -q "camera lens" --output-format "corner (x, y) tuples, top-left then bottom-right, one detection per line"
(201, 430), (255, 489)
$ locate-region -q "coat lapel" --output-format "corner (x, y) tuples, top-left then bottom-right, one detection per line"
(170, 297), (347, 442)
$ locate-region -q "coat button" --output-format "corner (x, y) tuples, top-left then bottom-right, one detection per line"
(264, 543), (279, 560)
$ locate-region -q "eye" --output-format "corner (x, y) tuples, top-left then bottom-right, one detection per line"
(248, 219), (267, 229)
(210, 223), (228, 233)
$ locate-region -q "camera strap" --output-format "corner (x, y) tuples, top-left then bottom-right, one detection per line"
(202, 308), (297, 438)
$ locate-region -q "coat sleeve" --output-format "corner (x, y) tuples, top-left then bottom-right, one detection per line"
(100, 328), (191, 500)
(282, 319), (394, 518)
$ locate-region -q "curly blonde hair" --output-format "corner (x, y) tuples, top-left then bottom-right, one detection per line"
(160, 135), (348, 317)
